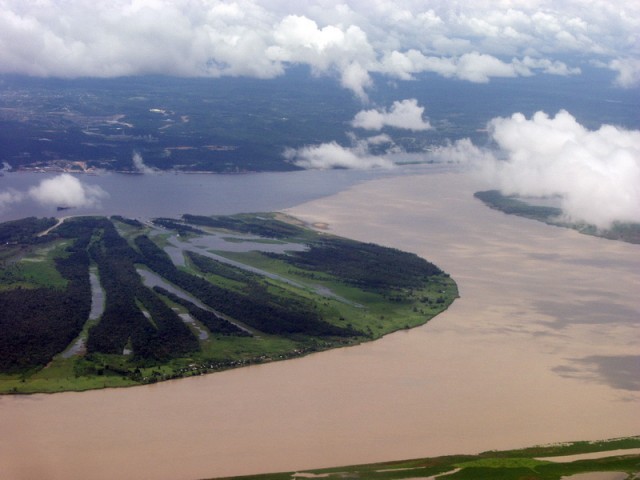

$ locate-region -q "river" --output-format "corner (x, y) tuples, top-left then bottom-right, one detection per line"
(0, 170), (638, 480)
(0, 168), (399, 222)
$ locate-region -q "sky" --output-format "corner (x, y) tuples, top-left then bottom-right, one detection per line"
(1, 0), (639, 227)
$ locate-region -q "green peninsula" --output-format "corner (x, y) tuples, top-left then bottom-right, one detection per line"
(0, 213), (457, 394)
(474, 190), (640, 244)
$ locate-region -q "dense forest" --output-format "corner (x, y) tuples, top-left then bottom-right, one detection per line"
(0, 218), (92, 371)
(267, 236), (444, 291)
(182, 214), (306, 239)
(86, 220), (199, 361)
(0, 217), (57, 244)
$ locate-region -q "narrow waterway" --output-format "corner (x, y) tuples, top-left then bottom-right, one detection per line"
(137, 267), (253, 335)
(1, 171), (638, 480)
(61, 267), (105, 358)
(162, 231), (362, 306)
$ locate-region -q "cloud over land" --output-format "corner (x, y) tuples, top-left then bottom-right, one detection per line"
(132, 151), (158, 175)
(351, 99), (431, 131)
(290, 106), (639, 229)
(435, 111), (640, 229)
(284, 139), (394, 170)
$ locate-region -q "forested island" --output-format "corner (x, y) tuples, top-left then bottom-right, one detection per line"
(474, 190), (640, 244)
(0, 213), (457, 394)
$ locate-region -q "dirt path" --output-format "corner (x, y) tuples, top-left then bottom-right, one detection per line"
(37, 216), (69, 236)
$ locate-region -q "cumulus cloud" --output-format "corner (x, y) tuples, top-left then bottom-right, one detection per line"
(456, 52), (519, 82)
(376, 50), (581, 83)
(433, 110), (640, 228)
(28, 174), (108, 208)
(609, 58), (640, 88)
(0, 0), (637, 96)
(426, 138), (494, 165)
(352, 99), (431, 131)
(515, 56), (582, 76)
(339, 62), (373, 101)
(284, 140), (394, 169)
(132, 151), (158, 174)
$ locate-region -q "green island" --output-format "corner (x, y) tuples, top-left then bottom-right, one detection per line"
(474, 190), (640, 244)
(210, 436), (640, 480)
(0, 212), (457, 394)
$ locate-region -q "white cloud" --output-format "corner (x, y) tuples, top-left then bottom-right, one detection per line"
(284, 141), (394, 170)
(132, 151), (158, 174)
(376, 50), (580, 83)
(339, 62), (373, 101)
(426, 138), (494, 165)
(434, 110), (640, 228)
(455, 52), (518, 82)
(365, 133), (393, 145)
(28, 174), (108, 208)
(514, 56), (581, 76)
(0, 0), (637, 96)
(0, 189), (24, 211)
(609, 58), (640, 88)
(352, 99), (431, 131)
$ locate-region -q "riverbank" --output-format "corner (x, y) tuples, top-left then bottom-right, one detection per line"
(210, 437), (640, 480)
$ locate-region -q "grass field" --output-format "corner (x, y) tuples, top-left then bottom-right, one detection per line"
(208, 437), (640, 480)
(0, 240), (69, 291)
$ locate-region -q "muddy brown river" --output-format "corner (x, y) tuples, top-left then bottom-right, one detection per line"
(1, 172), (638, 480)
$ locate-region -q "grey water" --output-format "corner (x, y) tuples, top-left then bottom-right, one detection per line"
(155, 229), (306, 267)
(162, 231), (361, 307)
(0, 168), (397, 222)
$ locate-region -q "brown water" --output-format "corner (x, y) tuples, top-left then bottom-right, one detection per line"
(560, 473), (628, 480)
(1, 172), (638, 480)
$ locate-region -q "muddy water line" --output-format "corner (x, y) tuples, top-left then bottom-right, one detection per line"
(1, 172), (638, 480)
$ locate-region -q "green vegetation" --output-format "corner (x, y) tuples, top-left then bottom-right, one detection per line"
(0, 219), (93, 373)
(0, 241), (70, 291)
(474, 190), (640, 244)
(0, 212), (457, 394)
(266, 235), (444, 290)
(208, 436), (640, 480)
(182, 213), (309, 239)
(0, 216), (57, 243)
